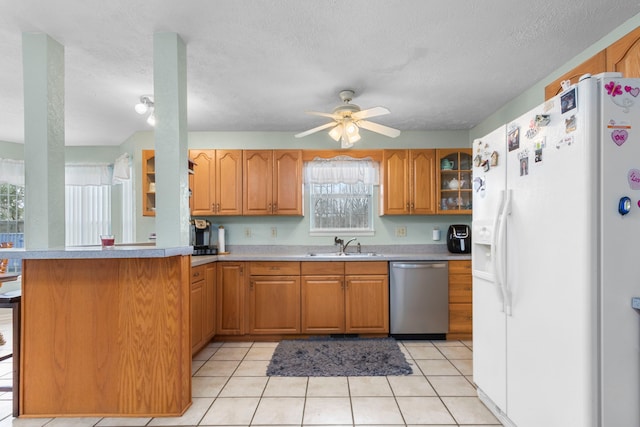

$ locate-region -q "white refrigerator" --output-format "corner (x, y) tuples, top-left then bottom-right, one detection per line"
(472, 74), (640, 427)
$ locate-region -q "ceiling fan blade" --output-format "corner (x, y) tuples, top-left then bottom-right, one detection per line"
(356, 120), (401, 138)
(306, 111), (341, 120)
(294, 121), (338, 138)
(352, 106), (390, 120)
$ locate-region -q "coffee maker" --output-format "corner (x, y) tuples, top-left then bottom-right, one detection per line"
(190, 219), (217, 255)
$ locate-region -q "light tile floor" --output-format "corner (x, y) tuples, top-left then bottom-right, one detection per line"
(0, 321), (502, 426)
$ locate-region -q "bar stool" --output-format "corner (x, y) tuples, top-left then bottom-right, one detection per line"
(0, 290), (21, 417)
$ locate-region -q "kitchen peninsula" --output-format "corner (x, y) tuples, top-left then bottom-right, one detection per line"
(6, 245), (193, 418)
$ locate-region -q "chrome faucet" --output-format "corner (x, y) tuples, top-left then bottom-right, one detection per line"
(343, 238), (358, 254)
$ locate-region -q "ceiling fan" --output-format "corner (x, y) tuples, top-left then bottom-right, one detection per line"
(295, 90), (401, 148)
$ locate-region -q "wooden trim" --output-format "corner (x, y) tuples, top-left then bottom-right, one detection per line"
(302, 149), (383, 162)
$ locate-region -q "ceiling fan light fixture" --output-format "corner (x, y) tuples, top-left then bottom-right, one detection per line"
(135, 95), (154, 114)
(328, 123), (343, 142)
(296, 90), (400, 147)
(345, 129), (361, 144)
(146, 112), (156, 126)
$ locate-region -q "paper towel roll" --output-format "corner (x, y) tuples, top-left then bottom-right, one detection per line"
(218, 226), (226, 253)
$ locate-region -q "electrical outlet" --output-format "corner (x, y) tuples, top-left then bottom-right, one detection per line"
(395, 226), (407, 237)
(244, 227), (252, 238)
(271, 226), (277, 238)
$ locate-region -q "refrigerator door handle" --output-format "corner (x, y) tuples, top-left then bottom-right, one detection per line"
(498, 189), (513, 316)
(491, 190), (506, 308)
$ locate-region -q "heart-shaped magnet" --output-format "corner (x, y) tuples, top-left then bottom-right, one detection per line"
(628, 169), (640, 190)
(612, 129), (628, 146)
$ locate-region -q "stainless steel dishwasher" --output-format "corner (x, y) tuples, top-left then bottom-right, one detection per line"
(390, 261), (449, 339)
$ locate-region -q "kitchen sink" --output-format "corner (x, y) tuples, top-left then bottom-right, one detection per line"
(306, 252), (380, 258)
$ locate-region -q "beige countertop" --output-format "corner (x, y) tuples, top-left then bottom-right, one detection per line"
(191, 244), (471, 266)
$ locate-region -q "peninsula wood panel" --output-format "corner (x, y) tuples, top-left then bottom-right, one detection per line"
(20, 256), (191, 417)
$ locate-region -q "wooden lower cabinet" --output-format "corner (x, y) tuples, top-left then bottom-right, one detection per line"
(447, 259), (472, 340)
(248, 262), (301, 334)
(345, 274), (389, 333)
(216, 262), (245, 335)
(249, 275), (301, 334)
(191, 262), (216, 355)
(301, 261), (389, 334)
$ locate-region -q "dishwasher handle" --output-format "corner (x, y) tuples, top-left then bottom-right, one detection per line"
(391, 262), (447, 269)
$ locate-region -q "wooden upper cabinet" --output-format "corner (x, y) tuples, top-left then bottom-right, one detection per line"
(606, 26), (640, 78)
(190, 149), (242, 216)
(410, 149), (437, 214)
(545, 26), (640, 100)
(381, 150), (410, 215)
(381, 149), (436, 215)
(243, 150), (302, 215)
(544, 51), (606, 100)
(273, 150), (303, 215)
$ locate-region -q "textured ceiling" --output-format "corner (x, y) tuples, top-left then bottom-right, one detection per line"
(0, 0), (639, 146)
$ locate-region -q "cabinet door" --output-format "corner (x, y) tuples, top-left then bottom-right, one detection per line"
(448, 260), (472, 339)
(606, 26), (640, 78)
(243, 150), (273, 215)
(216, 150), (243, 215)
(190, 150), (217, 216)
(345, 275), (389, 333)
(203, 263), (217, 342)
(249, 276), (301, 334)
(273, 150), (302, 215)
(216, 262), (245, 335)
(410, 149), (436, 214)
(381, 150), (410, 215)
(301, 276), (345, 333)
(191, 279), (204, 353)
(436, 148), (473, 214)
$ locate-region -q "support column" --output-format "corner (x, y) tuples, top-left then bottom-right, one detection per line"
(153, 32), (189, 248)
(22, 33), (65, 249)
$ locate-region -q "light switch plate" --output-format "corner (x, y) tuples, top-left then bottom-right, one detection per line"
(632, 297), (640, 310)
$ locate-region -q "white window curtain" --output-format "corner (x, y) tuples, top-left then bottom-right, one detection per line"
(65, 185), (111, 246)
(65, 163), (113, 186)
(305, 155), (379, 185)
(0, 157), (134, 246)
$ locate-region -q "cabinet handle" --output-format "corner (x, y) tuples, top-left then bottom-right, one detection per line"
(273, 203), (277, 213)
(193, 272), (200, 277)
(249, 281), (254, 290)
(217, 203), (220, 213)
(211, 203), (215, 212)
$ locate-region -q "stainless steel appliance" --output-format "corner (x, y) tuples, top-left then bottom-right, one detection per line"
(389, 261), (449, 339)
(190, 219), (217, 256)
(447, 224), (471, 254)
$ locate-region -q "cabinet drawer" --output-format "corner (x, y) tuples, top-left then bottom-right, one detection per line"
(301, 261), (344, 275)
(448, 259), (471, 275)
(191, 265), (206, 283)
(449, 303), (472, 333)
(345, 261), (388, 275)
(249, 261), (300, 276)
(449, 281), (472, 303)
